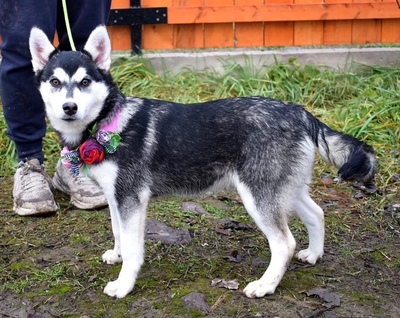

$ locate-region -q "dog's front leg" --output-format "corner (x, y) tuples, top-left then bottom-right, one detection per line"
(102, 196), (122, 265)
(103, 192), (150, 298)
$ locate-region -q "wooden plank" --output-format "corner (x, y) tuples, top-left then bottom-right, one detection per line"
(173, 0), (204, 49)
(264, 0), (294, 47)
(323, 20), (352, 44)
(108, 26), (132, 50)
(352, 19), (381, 44)
(108, 0), (131, 50)
(264, 22), (294, 46)
(203, 0), (235, 49)
(294, 0), (323, 46)
(142, 0), (172, 6)
(106, 0), (400, 50)
(111, 0), (130, 9)
(235, 0), (265, 48)
(382, 19), (400, 43)
(142, 0), (175, 50)
(167, 3), (400, 24)
(351, 0), (381, 45)
(323, 0), (352, 45)
(294, 21), (324, 45)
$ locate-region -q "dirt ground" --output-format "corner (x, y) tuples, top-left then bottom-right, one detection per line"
(0, 174), (399, 318)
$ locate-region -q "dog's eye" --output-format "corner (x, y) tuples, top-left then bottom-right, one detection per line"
(50, 78), (61, 87)
(80, 79), (91, 87)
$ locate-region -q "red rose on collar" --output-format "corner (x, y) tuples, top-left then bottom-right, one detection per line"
(79, 138), (105, 165)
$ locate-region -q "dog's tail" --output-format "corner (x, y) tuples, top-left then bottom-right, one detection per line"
(306, 112), (376, 182)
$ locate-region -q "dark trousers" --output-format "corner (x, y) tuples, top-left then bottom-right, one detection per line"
(0, 0), (111, 163)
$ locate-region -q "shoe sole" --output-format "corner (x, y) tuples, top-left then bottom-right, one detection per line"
(14, 202), (58, 216)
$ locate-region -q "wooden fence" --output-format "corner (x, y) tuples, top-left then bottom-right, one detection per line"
(108, 0), (400, 52)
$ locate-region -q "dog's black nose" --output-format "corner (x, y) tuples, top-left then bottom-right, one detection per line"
(62, 102), (78, 116)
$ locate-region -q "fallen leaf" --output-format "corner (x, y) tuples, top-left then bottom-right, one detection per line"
(215, 218), (252, 235)
(223, 250), (245, 263)
(215, 225), (231, 236)
(306, 287), (341, 309)
(181, 202), (211, 216)
(211, 278), (240, 290)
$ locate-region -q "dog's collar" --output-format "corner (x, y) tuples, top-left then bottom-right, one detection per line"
(60, 108), (122, 176)
(100, 107), (121, 132)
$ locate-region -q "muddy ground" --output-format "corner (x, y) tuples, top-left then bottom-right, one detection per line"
(0, 174), (399, 318)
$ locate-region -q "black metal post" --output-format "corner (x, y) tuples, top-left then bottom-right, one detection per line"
(107, 1), (168, 55)
(130, 0), (142, 55)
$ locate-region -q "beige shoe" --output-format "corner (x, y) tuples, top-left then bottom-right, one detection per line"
(13, 158), (58, 216)
(52, 160), (108, 210)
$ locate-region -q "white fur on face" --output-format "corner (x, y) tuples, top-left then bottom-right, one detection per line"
(40, 67), (109, 144)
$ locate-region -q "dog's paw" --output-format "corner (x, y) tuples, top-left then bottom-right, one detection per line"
(243, 280), (276, 298)
(102, 249), (122, 265)
(103, 279), (132, 298)
(297, 248), (322, 265)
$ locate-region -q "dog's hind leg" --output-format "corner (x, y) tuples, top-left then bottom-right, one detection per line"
(237, 181), (296, 298)
(294, 190), (325, 265)
(103, 189), (151, 298)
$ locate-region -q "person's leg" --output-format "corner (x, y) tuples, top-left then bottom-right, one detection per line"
(0, 1), (59, 215)
(0, 0), (57, 163)
(57, 0), (112, 51)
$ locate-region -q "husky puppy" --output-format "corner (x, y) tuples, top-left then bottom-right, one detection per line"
(29, 26), (376, 299)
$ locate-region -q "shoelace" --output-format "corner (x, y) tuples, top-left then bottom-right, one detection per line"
(74, 174), (98, 188)
(20, 161), (53, 191)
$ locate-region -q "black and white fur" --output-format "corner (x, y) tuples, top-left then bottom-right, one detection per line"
(29, 26), (376, 299)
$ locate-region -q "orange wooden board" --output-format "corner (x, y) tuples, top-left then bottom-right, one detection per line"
(323, 20), (352, 45)
(294, 0), (323, 46)
(108, 26), (132, 51)
(264, 0), (294, 47)
(264, 22), (294, 46)
(167, 3), (400, 24)
(294, 21), (324, 45)
(142, 0), (174, 49)
(322, 0), (352, 45)
(111, 0), (130, 9)
(235, 0), (265, 48)
(173, 0), (204, 49)
(352, 19), (381, 44)
(382, 19), (400, 43)
(106, 1), (400, 50)
(203, 0), (235, 49)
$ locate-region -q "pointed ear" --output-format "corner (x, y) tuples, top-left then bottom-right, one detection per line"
(83, 25), (112, 71)
(29, 27), (56, 74)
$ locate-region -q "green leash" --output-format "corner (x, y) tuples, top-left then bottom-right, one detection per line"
(61, 0), (76, 51)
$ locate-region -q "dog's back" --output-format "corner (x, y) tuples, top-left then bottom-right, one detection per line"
(116, 96), (375, 197)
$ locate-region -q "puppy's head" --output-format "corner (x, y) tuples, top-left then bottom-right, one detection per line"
(29, 26), (112, 145)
